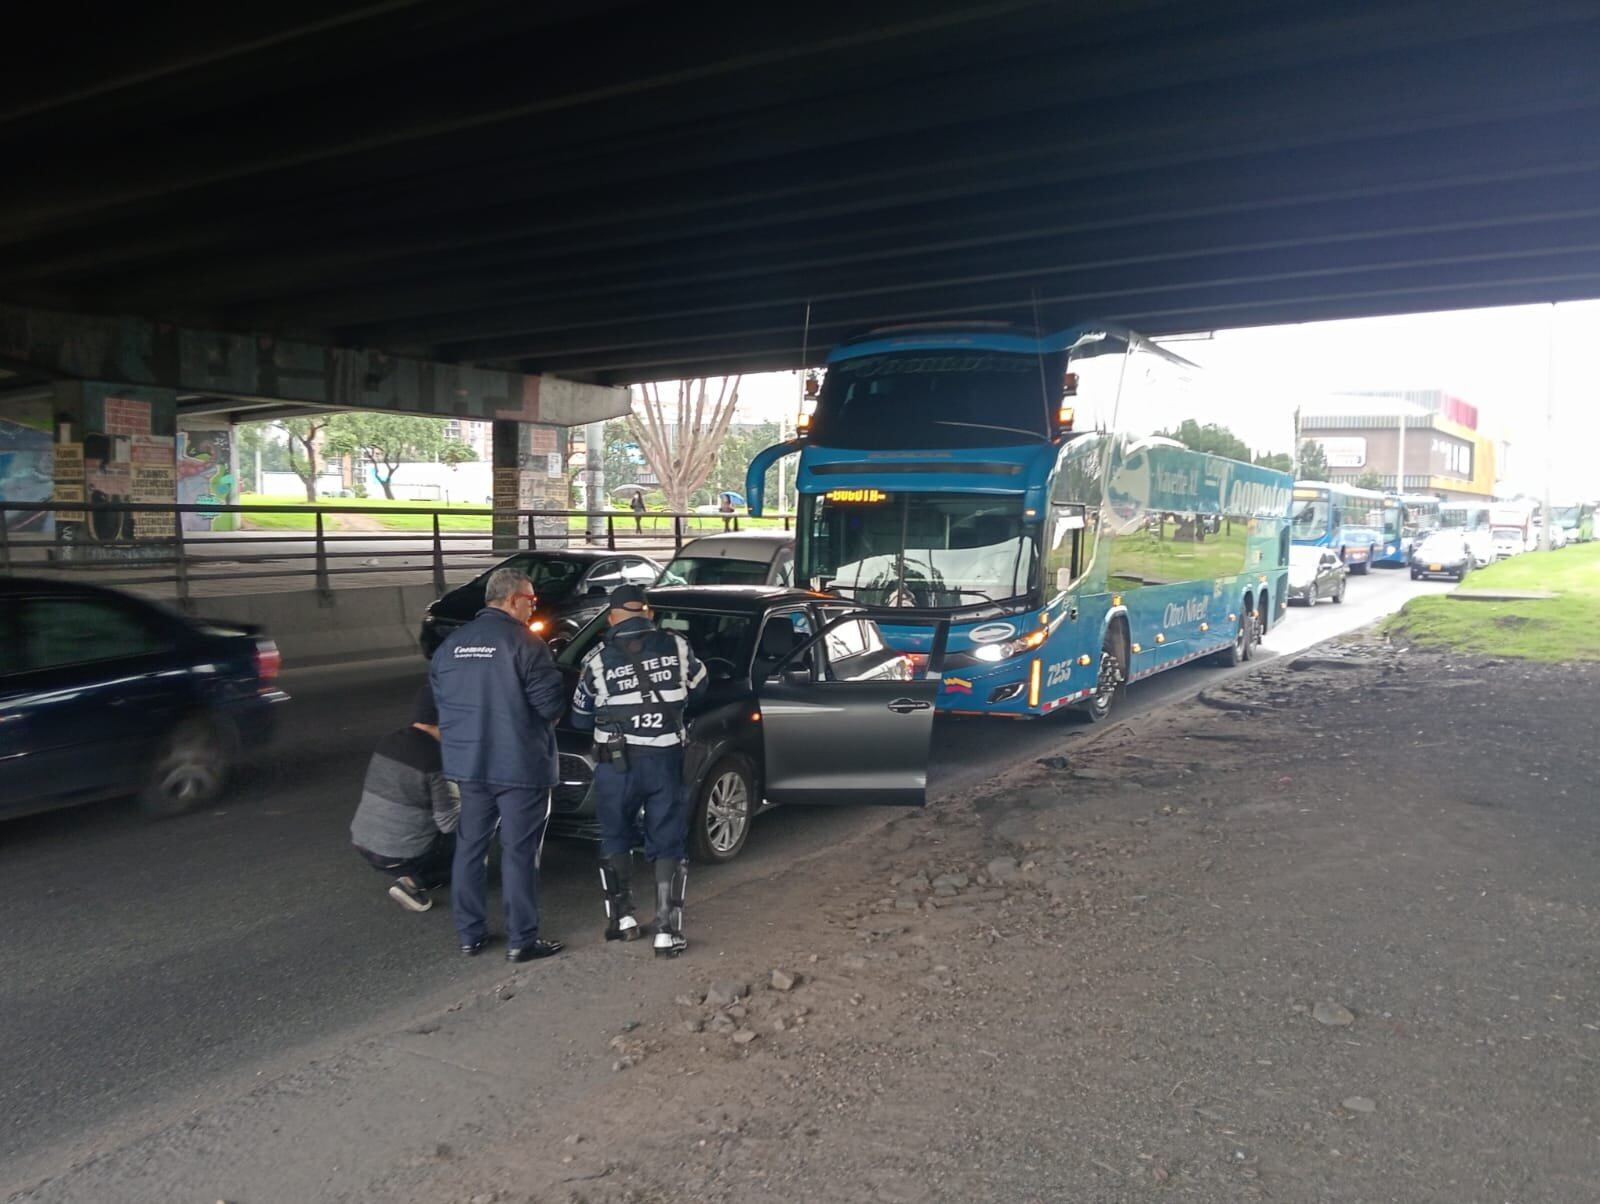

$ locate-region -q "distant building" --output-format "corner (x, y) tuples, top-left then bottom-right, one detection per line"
(1300, 389), (1503, 500)
(442, 418), (492, 461)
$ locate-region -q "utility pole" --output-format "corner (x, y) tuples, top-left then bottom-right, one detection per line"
(1541, 303), (1556, 552)
(1395, 409), (1406, 494)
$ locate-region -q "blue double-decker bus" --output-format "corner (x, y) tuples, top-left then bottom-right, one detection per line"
(746, 322), (1292, 721)
(1289, 481), (1384, 573)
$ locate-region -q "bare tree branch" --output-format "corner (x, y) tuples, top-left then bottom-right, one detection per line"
(627, 376), (744, 512)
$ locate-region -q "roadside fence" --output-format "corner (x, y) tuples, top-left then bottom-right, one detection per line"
(0, 500), (794, 607)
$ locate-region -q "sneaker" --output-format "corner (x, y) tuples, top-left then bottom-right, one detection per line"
(388, 877), (432, 912)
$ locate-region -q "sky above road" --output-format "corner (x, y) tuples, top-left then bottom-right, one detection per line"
(727, 300), (1600, 500)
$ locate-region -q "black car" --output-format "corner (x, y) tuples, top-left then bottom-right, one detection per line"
(1287, 544), (1348, 605)
(419, 549), (662, 657)
(551, 587), (944, 862)
(1410, 533), (1475, 582)
(0, 578), (287, 821)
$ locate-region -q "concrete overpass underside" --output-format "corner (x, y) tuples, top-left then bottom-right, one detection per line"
(2, 0), (1599, 384)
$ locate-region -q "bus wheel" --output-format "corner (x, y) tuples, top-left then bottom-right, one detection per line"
(1079, 631), (1125, 723)
(1212, 605), (1254, 667)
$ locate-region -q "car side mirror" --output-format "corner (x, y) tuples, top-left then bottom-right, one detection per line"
(586, 583), (608, 598)
(779, 663), (811, 686)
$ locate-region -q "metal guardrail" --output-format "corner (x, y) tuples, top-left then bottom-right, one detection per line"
(0, 501), (794, 606)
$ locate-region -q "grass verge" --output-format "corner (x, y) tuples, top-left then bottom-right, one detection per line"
(1385, 541), (1600, 661)
(236, 494), (793, 535)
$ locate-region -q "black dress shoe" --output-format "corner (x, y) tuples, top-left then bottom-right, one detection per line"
(460, 938), (488, 956)
(506, 939), (564, 962)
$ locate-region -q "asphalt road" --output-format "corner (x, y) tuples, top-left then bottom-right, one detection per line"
(0, 567), (1445, 1188)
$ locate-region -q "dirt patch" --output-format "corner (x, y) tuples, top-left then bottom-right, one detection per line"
(402, 641), (1600, 1204)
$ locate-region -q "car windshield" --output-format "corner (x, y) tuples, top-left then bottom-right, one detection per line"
(489, 555), (585, 597)
(1418, 535), (1460, 554)
(1291, 497), (1330, 541)
(556, 606), (760, 682)
(800, 491), (1035, 609)
(810, 349), (1063, 449)
(1551, 505), (1580, 524)
(656, 556), (770, 586)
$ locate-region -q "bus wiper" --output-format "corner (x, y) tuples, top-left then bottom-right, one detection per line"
(930, 420), (1048, 441)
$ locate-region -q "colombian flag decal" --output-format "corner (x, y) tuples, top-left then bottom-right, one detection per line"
(944, 676), (974, 693)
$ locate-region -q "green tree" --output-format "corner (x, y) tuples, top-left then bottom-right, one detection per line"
(324, 412), (452, 499)
(278, 416), (331, 502)
(1352, 471), (1385, 490)
(1253, 451), (1293, 473)
(235, 421), (291, 492)
(1298, 439), (1330, 482)
(1160, 419), (1251, 462)
(601, 419), (643, 497)
(439, 440), (477, 467)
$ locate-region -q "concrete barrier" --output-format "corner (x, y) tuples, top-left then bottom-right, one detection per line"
(191, 584), (435, 668)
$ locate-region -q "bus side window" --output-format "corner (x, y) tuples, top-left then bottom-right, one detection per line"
(1047, 503), (1096, 595)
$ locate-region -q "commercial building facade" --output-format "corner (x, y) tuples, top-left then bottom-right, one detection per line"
(1301, 390), (1504, 500)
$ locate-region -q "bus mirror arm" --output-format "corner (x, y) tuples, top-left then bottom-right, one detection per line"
(744, 439), (805, 517)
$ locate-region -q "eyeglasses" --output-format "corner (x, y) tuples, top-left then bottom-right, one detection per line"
(513, 592), (538, 606)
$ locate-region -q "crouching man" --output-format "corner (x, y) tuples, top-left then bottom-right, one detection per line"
(350, 684), (459, 912)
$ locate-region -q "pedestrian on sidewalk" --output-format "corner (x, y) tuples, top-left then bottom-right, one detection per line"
(350, 684), (459, 913)
(569, 584), (707, 956)
(630, 490), (647, 533)
(430, 566), (568, 963)
(717, 492), (736, 531)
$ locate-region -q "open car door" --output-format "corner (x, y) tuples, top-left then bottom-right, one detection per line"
(758, 612), (947, 807)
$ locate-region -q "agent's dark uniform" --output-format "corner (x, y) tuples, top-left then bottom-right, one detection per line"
(570, 584), (707, 955)
(429, 603), (567, 959)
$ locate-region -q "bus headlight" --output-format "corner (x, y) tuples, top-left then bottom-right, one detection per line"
(972, 628), (1047, 662)
(1385, 545), (1395, 555)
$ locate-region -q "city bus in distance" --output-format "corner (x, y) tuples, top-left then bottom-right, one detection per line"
(1373, 492), (1442, 567)
(744, 322), (1293, 721)
(1289, 481), (1384, 573)
(1550, 501), (1595, 543)
(1439, 501), (1494, 566)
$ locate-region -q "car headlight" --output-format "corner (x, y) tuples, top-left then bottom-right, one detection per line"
(972, 628), (1047, 662)
(1385, 545), (1395, 555)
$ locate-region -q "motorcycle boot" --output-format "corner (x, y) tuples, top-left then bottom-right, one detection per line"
(599, 854), (643, 942)
(653, 859), (688, 958)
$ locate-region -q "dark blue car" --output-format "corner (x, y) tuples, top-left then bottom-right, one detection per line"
(0, 578), (288, 821)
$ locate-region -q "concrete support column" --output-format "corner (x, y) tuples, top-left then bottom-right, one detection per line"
(492, 420), (521, 552)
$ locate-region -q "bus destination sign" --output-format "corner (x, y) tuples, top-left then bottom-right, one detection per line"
(825, 488), (892, 504)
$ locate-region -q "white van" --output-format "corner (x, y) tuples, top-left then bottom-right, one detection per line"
(656, 530), (795, 587)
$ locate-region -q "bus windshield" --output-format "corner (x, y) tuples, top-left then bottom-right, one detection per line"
(801, 492), (1036, 608)
(810, 349), (1064, 449)
(1291, 496), (1330, 541)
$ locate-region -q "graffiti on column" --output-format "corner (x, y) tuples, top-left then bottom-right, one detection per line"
(0, 399), (55, 535)
(177, 428), (238, 531)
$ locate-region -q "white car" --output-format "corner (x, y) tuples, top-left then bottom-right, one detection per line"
(656, 530), (795, 587)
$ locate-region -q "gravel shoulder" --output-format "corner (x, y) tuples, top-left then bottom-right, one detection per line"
(16, 636), (1599, 1203)
(436, 638), (1600, 1204)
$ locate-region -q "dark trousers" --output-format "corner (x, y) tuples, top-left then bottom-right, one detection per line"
(452, 783), (551, 947)
(355, 832), (455, 889)
(593, 748), (690, 862)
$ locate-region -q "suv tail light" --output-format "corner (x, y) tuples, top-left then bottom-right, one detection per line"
(255, 639), (282, 684)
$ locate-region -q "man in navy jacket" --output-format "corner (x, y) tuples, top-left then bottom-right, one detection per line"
(429, 566), (568, 962)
